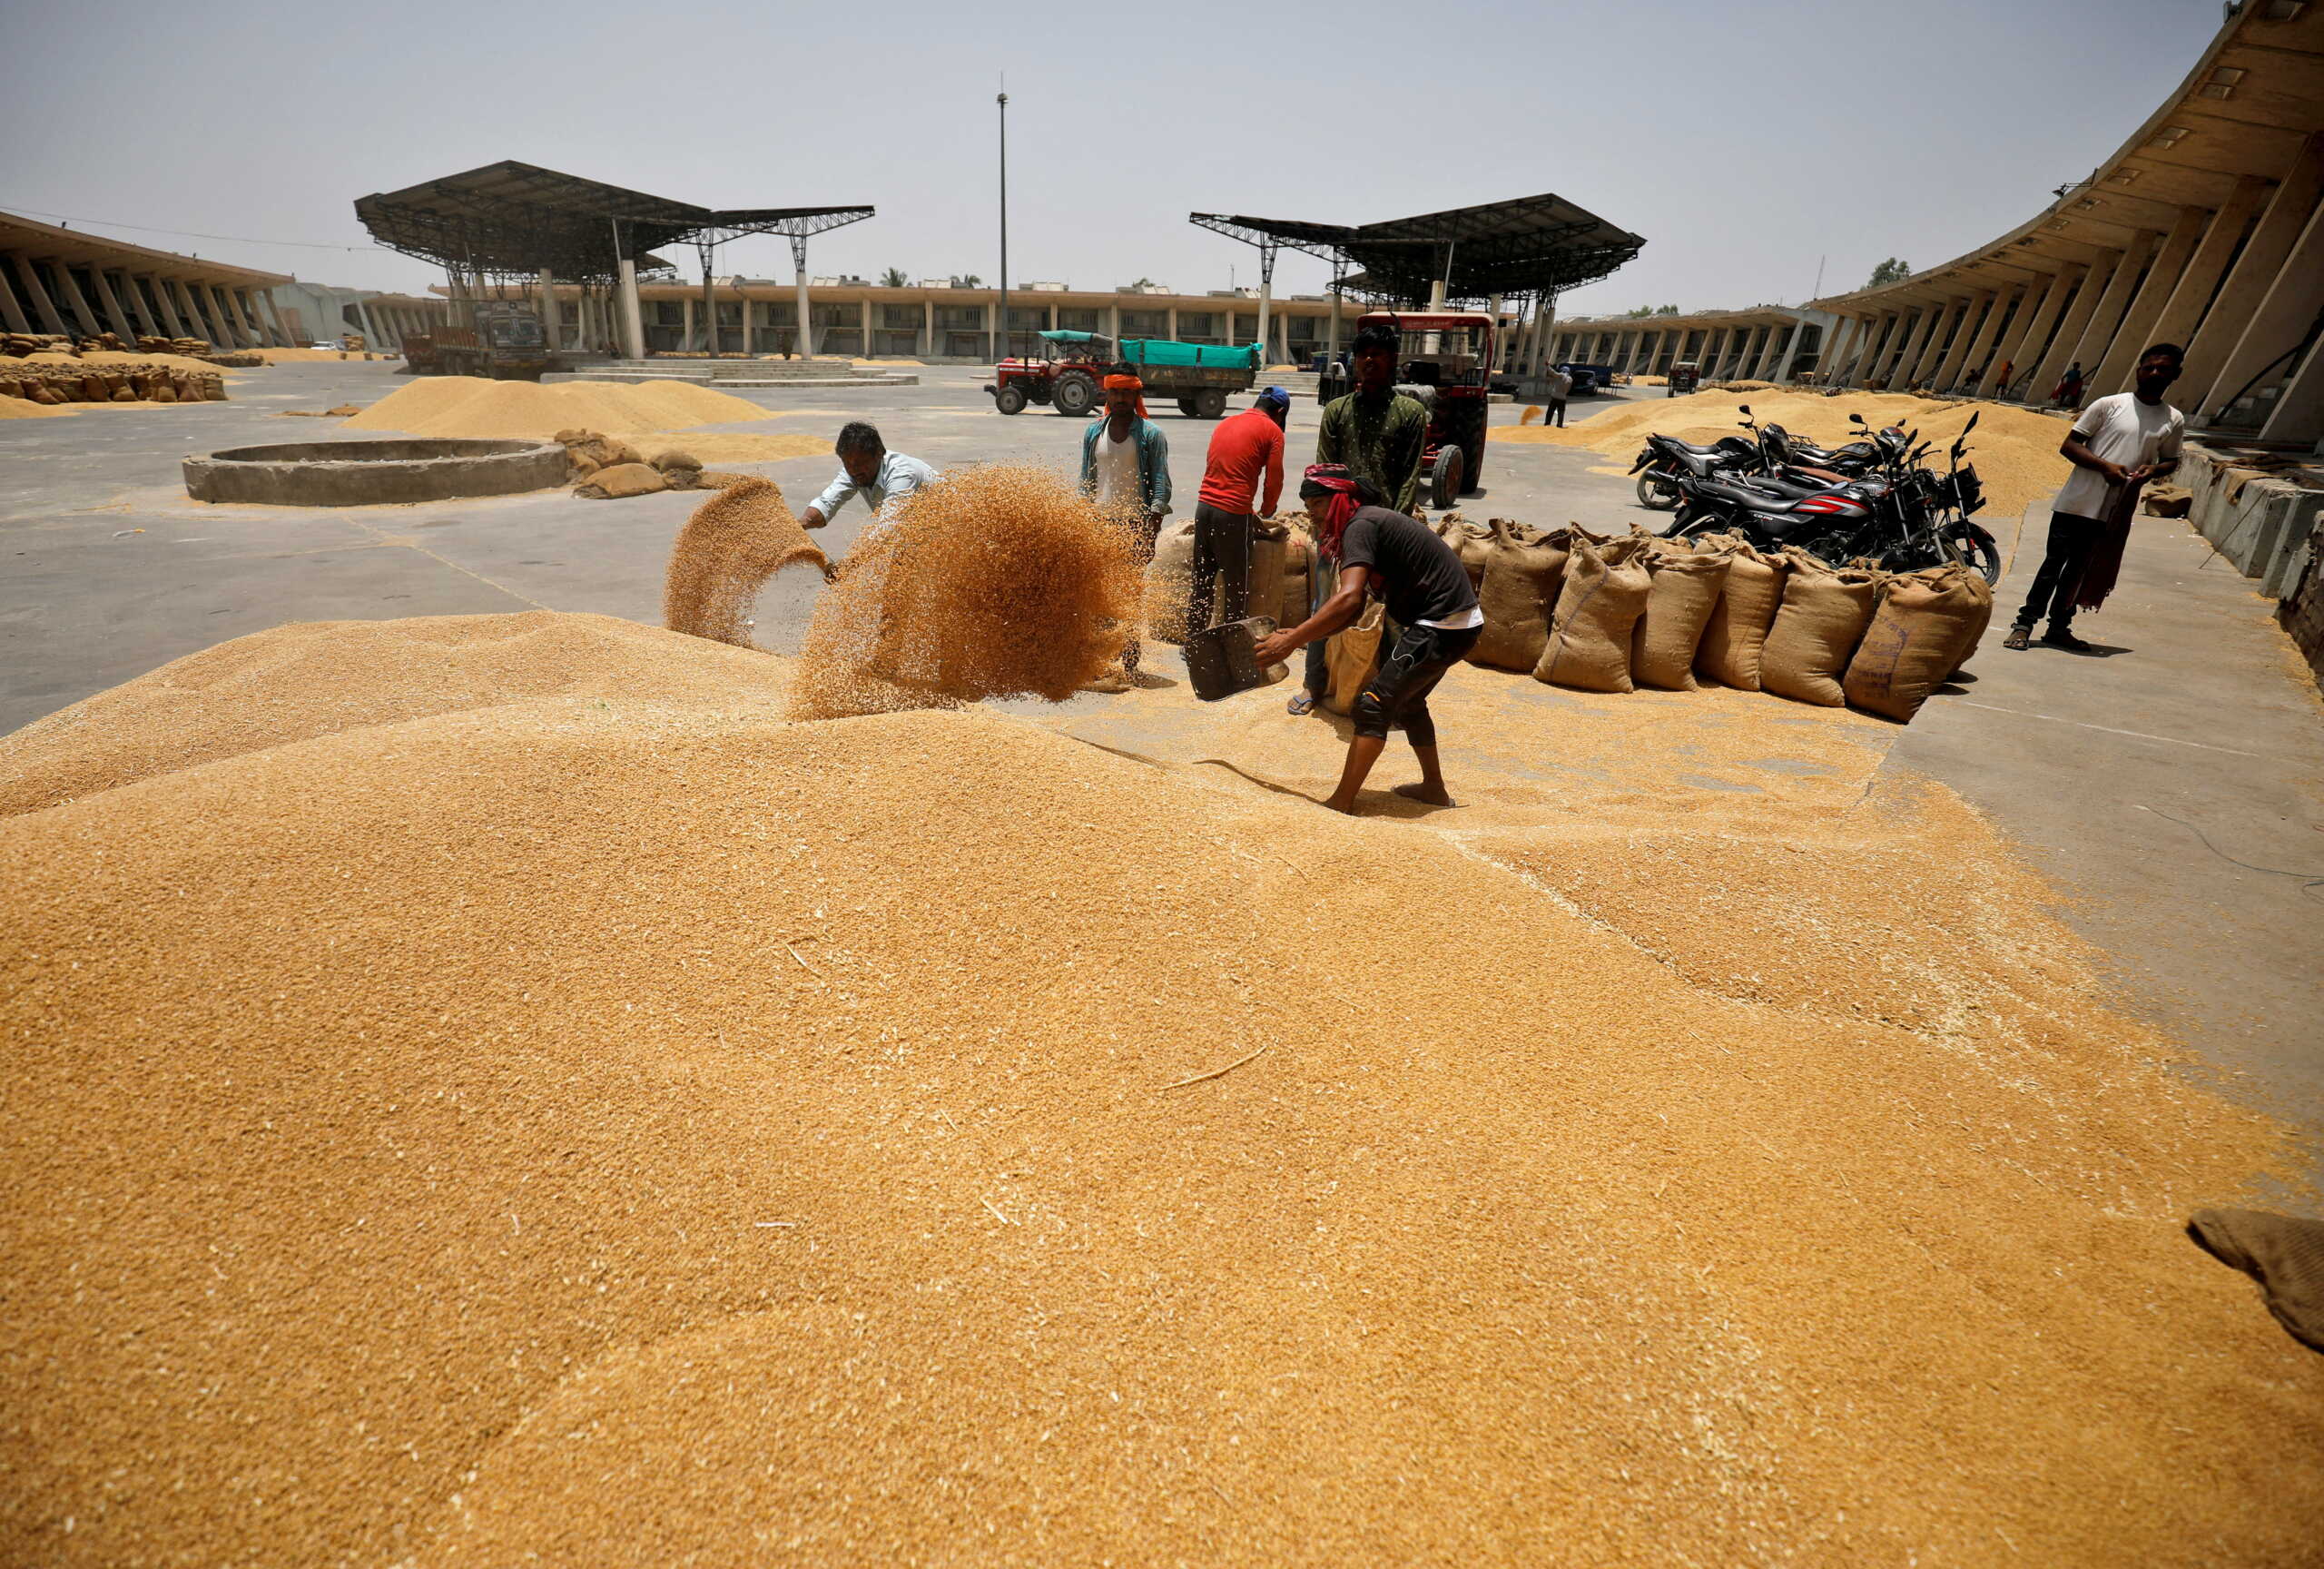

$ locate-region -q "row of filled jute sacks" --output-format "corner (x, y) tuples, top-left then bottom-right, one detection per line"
(1147, 514), (1993, 723)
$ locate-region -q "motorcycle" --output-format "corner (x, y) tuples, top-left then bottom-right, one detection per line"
(1628, 429), (1759, 510)
(1662, 410), (1999, 583)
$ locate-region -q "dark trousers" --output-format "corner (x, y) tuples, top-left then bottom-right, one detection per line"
(1547, 397), (1568, 428)
(1354, 622), (1482, 747)
(1189, 502), (1253, 635)
(2014, 509), (2103, 632)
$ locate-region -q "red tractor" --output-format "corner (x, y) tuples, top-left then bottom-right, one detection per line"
(1333, 311), (1495, 508)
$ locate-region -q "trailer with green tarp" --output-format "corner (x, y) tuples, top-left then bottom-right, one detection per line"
(984, 331), (1261, 419)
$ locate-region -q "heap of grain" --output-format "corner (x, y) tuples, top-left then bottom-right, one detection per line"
(1501, 387), (2071, 520)
(0, 613), (2316, 1566)
(790, 464), (1143, 718)
(342, 377), (824, 464)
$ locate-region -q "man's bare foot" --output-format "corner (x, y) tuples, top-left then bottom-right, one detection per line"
(1393, 783), (1454, 807)
(1324, 795), (1359, 814)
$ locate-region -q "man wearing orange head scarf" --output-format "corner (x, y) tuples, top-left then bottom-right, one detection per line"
(1077, 371), (1171, 688)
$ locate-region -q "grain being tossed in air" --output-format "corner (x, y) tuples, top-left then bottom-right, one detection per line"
(662, 478), (827, 646)
(789, 463), (1144, 719)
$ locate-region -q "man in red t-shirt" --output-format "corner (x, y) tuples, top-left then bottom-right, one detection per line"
(1187, 386), (1288, 634)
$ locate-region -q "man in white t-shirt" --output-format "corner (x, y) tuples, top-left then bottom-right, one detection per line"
(2005, 342), (2186, 652)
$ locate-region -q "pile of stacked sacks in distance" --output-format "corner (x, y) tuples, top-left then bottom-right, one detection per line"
(0, 353), (225, 406)
(1434, 515), (1992, 722)
(1145, 513), (1990, 724)
(555, 429), (750, 499)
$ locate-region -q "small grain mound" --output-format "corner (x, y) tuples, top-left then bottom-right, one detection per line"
(662, 479), (826, 647)
(789, 465), (1142, 719)
(344, 376), (771, 439)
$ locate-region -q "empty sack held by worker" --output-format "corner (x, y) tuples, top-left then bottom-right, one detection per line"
(1630, 536), (1733, 692)
(1324, 602), (1387, 714)
(1534, 533), (1652, 693)
(1843, 564), (1992, 721)
(1761, 551), (1883, 706)
(1469, 520), (1570, 672)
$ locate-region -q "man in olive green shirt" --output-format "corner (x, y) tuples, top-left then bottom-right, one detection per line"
(1316, 321), (1429, 516)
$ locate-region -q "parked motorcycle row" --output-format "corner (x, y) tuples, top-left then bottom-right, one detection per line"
(1628, 406), (2002, 584)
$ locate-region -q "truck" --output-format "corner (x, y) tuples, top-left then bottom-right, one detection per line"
(407, 301), (552, 380)
(1331, 310), (1496, 508)
(986, 330), (1259, 419)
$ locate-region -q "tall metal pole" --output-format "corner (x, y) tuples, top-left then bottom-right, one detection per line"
(997, 86), (1009, 363)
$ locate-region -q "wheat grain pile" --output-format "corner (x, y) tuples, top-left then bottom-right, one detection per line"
(664, 479), (828, 646)
(0, 612), (790, 817)
(1502, 390), (2072, 519)
(2, 614), (2319, 1567)
(789, 465), (1144, 720)
(344, 376), (772, 439)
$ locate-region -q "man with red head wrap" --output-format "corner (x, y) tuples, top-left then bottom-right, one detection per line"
(1254, 464), (1482, 814)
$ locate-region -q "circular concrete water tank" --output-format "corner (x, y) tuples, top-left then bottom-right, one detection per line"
(182, 438), (566, 506)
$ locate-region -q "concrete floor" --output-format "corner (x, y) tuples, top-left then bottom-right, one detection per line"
(4, 360), (2318, 1149)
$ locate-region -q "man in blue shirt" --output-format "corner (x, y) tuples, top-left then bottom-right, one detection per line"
(803, 421), (939, 536)
(1078, 374), (1171, 683)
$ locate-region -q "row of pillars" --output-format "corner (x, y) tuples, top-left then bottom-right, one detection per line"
(1547, 318), (1815, 384)
(0, 251), (296, 350)
(1817, 131), (2324, 443)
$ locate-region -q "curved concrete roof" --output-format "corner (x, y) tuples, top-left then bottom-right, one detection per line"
(1810, 0), (2324, 314)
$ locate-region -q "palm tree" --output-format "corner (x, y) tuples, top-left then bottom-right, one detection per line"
(952, 273), (983, 288)
(879, 267), (909, 289)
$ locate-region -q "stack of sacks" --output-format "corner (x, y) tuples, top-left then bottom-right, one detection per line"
(74, 332), (127, 352)
(1247, 518), (1288, 627)
(1760, 550), (1884, 706)
(1468, 519), (1569, 672)
(2, 332), (73, 357)
(0, 359), (224, 405)
(1142, 518), (1198, 645)
(1534, 532), (1653, 693)
(1692, 533), (1791, 690)
(1275, 523), (1314, 627)
(1630, 534), (1734, 691)
(1145, 518), (1311, 644)
(1842, 564), (1993, 721)
(138, 336), (212, 356)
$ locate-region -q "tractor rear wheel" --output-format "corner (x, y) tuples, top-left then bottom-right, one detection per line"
(1195, 388), (1227, 419)
(1434, 397), (1488, 494)
(994, 383), (1027, 416)
(1053, 370), (1097, 417)
(1177, 397), (1198, 417)
(1429, 447), (1464, 511)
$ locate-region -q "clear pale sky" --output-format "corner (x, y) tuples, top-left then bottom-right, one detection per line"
(0, 0), (2221, 312)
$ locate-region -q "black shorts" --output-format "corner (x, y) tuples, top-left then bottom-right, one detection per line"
(1353, 621), (1480, 745)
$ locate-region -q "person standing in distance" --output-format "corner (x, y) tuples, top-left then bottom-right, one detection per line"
(1542, 363), (1572, 428)
(1077, 371), (1172, 689)
(1188, 386), (1289, 635)
(2005, 343), (2185, 652)
(1255, 464), (1482, 814)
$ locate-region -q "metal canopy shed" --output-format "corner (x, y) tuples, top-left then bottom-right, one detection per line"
(1191, 192), (1642, 370)
(354, 160), (872, 356)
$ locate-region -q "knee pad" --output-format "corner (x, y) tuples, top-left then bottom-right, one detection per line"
(1352, 686), (1390, 735)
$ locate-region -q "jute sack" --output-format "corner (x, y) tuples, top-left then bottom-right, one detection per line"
(576, 461), (668, 499)
(1762, 550), (1882, 706)
(1248, 518), (1288, 628)
(1278, 527), (1314, 626)
(1324, 602), (1387, 714)
(1431, 515), (1492, 588)
(1142, 518), (1198, 644)
(1844, 565), (1991, 721)
(1535, 534), (1652, 693)
(1630, 537), (1733, 691)
(1694, 535), (1789, 690)
(1470, 519), (1569, 671)
(1949, 585), (1994, 679)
